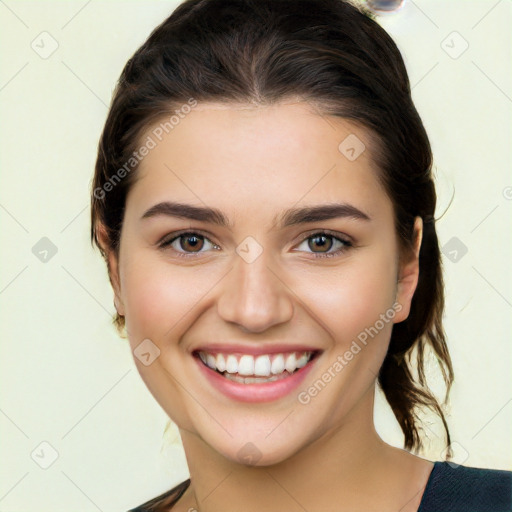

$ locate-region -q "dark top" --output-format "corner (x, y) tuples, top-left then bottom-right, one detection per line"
(128, 461), (512, 512)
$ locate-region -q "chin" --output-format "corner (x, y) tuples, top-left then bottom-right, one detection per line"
(196, 425), (312, 468)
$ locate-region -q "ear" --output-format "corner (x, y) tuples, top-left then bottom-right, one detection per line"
(393, 216), (422, 324)
(96, 222), (125, 316)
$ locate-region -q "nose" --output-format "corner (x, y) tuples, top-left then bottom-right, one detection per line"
(216, 247), (294, 334)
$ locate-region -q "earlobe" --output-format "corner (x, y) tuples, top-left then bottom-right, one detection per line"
(393, 217), (423, 324)
(96, 222), (125, 316)
(108, 251), (125, 316)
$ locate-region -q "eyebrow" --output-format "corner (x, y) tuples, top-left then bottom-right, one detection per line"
(140, 201), (371, 228)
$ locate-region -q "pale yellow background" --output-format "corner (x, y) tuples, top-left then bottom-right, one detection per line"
(0, 1), (511, 510)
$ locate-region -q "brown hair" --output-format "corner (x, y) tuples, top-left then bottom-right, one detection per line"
(91, 0), (453, 456)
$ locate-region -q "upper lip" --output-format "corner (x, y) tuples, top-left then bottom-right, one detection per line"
(191, 343), (322, 356)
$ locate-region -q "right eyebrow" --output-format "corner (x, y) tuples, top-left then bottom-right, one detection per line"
(141, 201), (232, 227)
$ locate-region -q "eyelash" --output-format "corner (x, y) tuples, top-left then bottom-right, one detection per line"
(157, 230), (353, 260)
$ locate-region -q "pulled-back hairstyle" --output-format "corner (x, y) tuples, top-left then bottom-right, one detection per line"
(91, 0), (454, 455)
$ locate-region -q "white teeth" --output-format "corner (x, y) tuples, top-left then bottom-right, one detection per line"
(238, 355), (255, 376)
(197, 350), (314, 379)
(206, 353), (217, 370)
(254, 355), (271, 377)
(224, 374), (282, 384)
(271, 354), (285, 374)
(285, 353), (297, 373)
(215, 353), (226, 372)
(226, 354), (238, 373)
(296, 353), (309, 368)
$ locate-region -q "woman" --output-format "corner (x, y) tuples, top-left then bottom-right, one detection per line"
(90, 0), (511, 510)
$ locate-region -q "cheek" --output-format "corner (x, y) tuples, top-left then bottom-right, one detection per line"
(120, 255), (183, 340)
(119, 229), (399, 341)
(119, 254), (206, 429)
(289, 253), (398, 344)
(119, 253), (220, 344)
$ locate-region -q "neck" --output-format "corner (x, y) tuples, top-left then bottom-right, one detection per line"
(177, 387), (428, 512)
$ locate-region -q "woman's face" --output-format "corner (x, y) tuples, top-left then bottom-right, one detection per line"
(107, 101), (420, 465)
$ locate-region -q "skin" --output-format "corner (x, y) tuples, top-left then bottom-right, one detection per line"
(99, 101), (433, 511)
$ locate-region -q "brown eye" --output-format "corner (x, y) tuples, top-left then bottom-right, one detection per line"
(294, 231), (352, 259)
(179, 234), (204, 252)
(158, 231), (219, 257)
(307, 234), (333, 253)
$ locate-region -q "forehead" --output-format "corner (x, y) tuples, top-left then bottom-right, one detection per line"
(126, 101), (391, 225)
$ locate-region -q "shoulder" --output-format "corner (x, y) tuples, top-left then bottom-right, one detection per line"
(127, 478), (191, 512)
(419, 461), (512, 512)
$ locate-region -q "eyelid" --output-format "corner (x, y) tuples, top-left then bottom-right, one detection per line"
(157, 228), (217, 245)
(154, 228), (219, 252)
(294, 228), (353, 245)
(291, 230), (353, 259)
(157, 229), (354, 259)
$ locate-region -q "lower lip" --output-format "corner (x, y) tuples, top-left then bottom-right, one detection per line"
(194, 355), (317, 403)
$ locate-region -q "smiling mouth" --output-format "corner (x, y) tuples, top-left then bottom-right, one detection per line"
(194, 350), (320, 384)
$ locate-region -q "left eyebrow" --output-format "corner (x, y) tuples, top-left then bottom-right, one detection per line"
(276, 203), (371, 227)
(140, 201), (371, 228)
